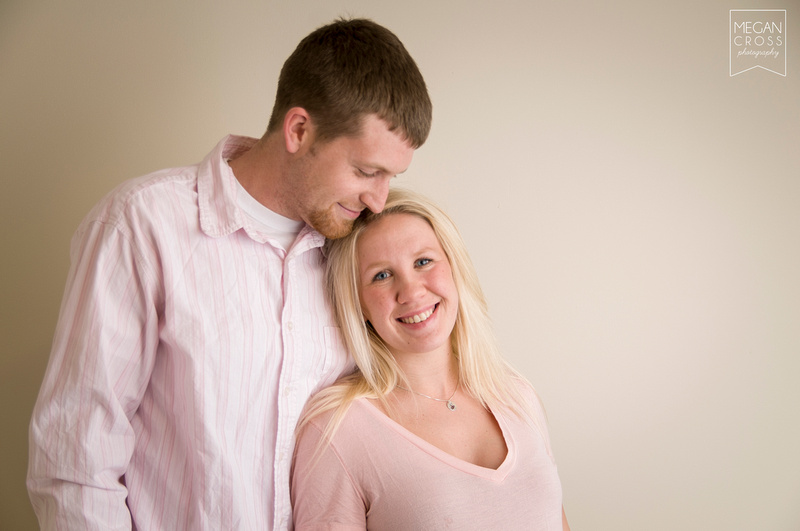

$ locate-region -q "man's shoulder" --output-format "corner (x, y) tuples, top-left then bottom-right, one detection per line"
(86, 164), (202, 225)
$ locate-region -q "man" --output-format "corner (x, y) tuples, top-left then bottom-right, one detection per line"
(28, 18), (432, 530)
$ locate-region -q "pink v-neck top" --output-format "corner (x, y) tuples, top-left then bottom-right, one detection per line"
(291, 390), (563, 530)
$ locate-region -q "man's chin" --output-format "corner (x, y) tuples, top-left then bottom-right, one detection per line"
(310, 215), (354, 240)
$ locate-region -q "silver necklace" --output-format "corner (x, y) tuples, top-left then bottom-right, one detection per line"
(396, 375), (460, 411)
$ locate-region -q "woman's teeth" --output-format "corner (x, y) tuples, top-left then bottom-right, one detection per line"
(400, 307), (434, 324)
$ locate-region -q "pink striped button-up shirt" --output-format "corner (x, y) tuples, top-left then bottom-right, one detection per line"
(27, 136), (352, 530)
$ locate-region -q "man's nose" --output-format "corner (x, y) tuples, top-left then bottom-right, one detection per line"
(361, 176), (392, 214)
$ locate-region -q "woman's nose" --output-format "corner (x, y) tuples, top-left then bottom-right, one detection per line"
(396, 275), (424, 304)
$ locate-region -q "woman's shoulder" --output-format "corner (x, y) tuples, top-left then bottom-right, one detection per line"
(509, 375), (543, 406)
(300, 396), (375, 440)
(501, 375), (549, 428)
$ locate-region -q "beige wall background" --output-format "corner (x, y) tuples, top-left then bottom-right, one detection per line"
(2, 0), (798, 529)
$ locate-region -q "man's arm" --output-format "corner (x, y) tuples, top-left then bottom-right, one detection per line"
(28, 218), (160, 530)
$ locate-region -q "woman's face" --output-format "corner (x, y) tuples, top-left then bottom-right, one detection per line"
(356, 213), (459, 360)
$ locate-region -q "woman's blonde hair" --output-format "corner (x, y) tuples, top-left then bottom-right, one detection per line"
(297, 188), (534, 442)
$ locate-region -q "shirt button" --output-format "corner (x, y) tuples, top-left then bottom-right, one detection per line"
(287, 321), (294, 331)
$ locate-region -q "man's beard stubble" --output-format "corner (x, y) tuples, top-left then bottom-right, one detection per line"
(308, 207), (355, 240)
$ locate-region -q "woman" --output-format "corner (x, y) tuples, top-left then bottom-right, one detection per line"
(292, 188), (569, 530)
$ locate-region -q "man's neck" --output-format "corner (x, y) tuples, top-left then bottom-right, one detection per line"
(228, 134), (293, 218)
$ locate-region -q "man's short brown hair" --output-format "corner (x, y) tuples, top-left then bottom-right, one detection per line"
(266, 18), (432, 148)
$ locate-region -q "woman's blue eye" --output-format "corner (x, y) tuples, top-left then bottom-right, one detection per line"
(415, 258), (432, 267)
(373, 271), (390, 281)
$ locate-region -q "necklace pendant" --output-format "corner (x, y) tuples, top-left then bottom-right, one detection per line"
(446, 400), (457, 411)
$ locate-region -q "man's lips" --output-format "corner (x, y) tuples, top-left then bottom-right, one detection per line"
(339, 203), (362, 219)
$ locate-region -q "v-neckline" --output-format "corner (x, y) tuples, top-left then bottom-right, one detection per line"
(359, 398), (514, 482)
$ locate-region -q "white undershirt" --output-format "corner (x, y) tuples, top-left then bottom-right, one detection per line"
(234, 178), (304, 250)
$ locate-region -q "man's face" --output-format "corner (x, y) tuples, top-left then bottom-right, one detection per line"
(287, 114), (415, 239)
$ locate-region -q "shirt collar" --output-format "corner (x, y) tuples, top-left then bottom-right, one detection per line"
(197, 135), (326, 251)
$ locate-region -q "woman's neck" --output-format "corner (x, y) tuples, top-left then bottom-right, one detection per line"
(394, 350), (459, 398)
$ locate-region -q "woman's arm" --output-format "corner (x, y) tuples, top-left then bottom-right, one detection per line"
(291, 423), (367, 529)
(562, 505), (571, 531)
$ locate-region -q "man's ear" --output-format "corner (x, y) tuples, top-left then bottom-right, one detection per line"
(283, 107), (313, 154)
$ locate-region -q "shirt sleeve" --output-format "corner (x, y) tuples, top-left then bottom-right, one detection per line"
(291, 420), (367, 530)
(27, 217), (160, 530)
